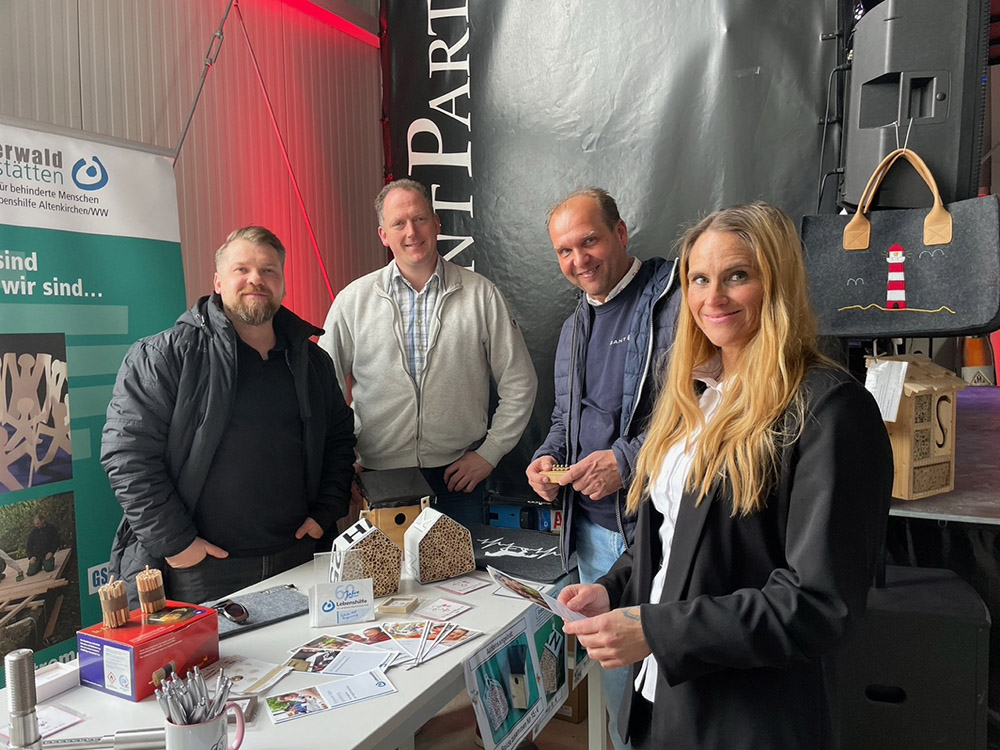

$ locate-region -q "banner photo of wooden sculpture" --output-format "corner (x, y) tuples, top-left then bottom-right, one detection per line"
(801, 148), (1000, 338)
(0, 333), (72, 494)
(0, 492), (80, 654)
(465, 614), (545, 750)
(530, 608), (568, 739)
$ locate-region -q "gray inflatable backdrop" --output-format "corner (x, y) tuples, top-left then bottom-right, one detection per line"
(383, 0), (838, 496)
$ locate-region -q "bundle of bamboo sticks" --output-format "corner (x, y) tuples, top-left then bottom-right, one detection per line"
(99, 576), (129, 628)
(136, 565), (165, 614)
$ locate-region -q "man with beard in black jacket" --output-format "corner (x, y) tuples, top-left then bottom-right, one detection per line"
(102, 226), (356, 607)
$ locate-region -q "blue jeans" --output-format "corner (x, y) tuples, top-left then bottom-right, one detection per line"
(419, 465), (486, 529)
(575, 512), (633, 750)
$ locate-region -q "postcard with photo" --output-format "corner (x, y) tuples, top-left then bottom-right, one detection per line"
(487, 566), (584, 622)
(294, 634), (354, 652)
(331, 625), (413, 663)
(265, 670), (396, 723)
(285, 648), (340, 674)
(337, 625), (394, 648)
(381, 620), (430, 657)
(265, 687), (330, 723)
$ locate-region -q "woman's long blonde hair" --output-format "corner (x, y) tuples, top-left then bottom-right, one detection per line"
(626, 202), (830, 516)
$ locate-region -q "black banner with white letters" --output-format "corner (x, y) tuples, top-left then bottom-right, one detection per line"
(384, 0), (835, 495)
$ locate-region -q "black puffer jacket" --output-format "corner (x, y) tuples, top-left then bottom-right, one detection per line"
(102, 294), (355, 600)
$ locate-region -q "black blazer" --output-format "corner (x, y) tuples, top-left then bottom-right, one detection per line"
(598, 367), (893, 749)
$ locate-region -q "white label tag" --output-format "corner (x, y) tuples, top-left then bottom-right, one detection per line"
(865, 358), (908, 422)
(101, 644), (133, 696)
(309, 579), (375, 627)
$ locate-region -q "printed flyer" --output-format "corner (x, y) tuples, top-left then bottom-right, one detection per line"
(530, 608), (568, 739)
(464, 613), (546, 750)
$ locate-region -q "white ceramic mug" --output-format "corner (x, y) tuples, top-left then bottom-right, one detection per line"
(164, 700), (245, 750)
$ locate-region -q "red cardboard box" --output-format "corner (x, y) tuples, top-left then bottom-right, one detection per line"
(77, 602), (218, 701)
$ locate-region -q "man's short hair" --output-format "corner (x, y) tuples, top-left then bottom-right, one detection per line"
(546, 188), (622, 232)
(215, 226), (286, 268)
(375, 179), (433, 226)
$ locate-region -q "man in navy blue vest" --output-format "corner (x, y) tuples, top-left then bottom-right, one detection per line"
(527, 188), (680, 750)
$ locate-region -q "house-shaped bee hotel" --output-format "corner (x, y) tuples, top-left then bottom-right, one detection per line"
(867, 354), (966, 501)
(331, 519), (403, 598)
(403, 507), (475, 584)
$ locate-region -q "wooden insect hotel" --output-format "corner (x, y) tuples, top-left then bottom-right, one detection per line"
(868, 354), (966, 500)
(540, 629), (564, 695)
(331, 519), (403, 597)
(403, 507), (475, 584)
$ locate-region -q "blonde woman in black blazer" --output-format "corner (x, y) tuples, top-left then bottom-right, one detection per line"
(560, 203), (893, 749)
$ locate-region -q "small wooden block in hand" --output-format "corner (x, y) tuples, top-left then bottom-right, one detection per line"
(541, 465), (569, 483)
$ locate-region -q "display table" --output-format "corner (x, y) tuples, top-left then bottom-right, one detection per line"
(0, 561), (608, 749)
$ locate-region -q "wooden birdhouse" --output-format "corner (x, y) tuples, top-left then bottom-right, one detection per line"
(867, 354), (966, 500)
(507, 644), (530, 710)
(357, 468), (434, 550)
(331, 519), (403, 597)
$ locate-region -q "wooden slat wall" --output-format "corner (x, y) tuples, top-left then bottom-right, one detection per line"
(1, 0), (385, 326)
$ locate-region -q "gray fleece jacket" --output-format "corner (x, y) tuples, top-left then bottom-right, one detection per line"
(319, 259), (537, 470)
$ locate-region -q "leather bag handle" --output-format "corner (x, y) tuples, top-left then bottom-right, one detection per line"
(841, 148), (909, 250)
(842, 148), (953, 251)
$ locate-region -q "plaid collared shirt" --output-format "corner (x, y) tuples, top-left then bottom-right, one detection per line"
(389, 259), (443, 392)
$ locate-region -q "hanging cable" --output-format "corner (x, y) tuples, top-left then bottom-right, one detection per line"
(815, 62), (851, 212)
(174, 0), (236, 164)
(233, 0), (335, 302)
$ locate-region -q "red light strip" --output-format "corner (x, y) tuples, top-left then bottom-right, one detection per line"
(235, 1), (337, 301)
(281, 0), (380, 48)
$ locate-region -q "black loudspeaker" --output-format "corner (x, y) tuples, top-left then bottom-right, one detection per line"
(833, 566), (990, 750)
(840, 0), (989, 208)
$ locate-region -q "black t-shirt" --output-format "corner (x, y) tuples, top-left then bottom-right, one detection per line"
(575, 277), (642, 531)
(195, 332), (307, 555)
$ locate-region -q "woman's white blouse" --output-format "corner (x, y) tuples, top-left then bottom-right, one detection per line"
(635, 372), (724, 701)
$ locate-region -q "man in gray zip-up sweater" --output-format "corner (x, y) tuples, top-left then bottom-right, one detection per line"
(319, 180), (537, 527)
(526, 189), (679, 750)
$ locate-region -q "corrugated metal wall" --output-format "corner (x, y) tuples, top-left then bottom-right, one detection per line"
(0, 0), (385, 327)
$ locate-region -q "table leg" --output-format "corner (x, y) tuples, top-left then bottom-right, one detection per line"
(587, 661), (607, 750)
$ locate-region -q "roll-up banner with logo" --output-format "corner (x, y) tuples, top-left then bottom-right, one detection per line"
(383, 0), (834, 494)
(0, 118), (185, 675)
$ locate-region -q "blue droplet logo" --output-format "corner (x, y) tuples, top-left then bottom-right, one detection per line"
(321, 600), (336, 613)
(72, 156), (109, 191)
